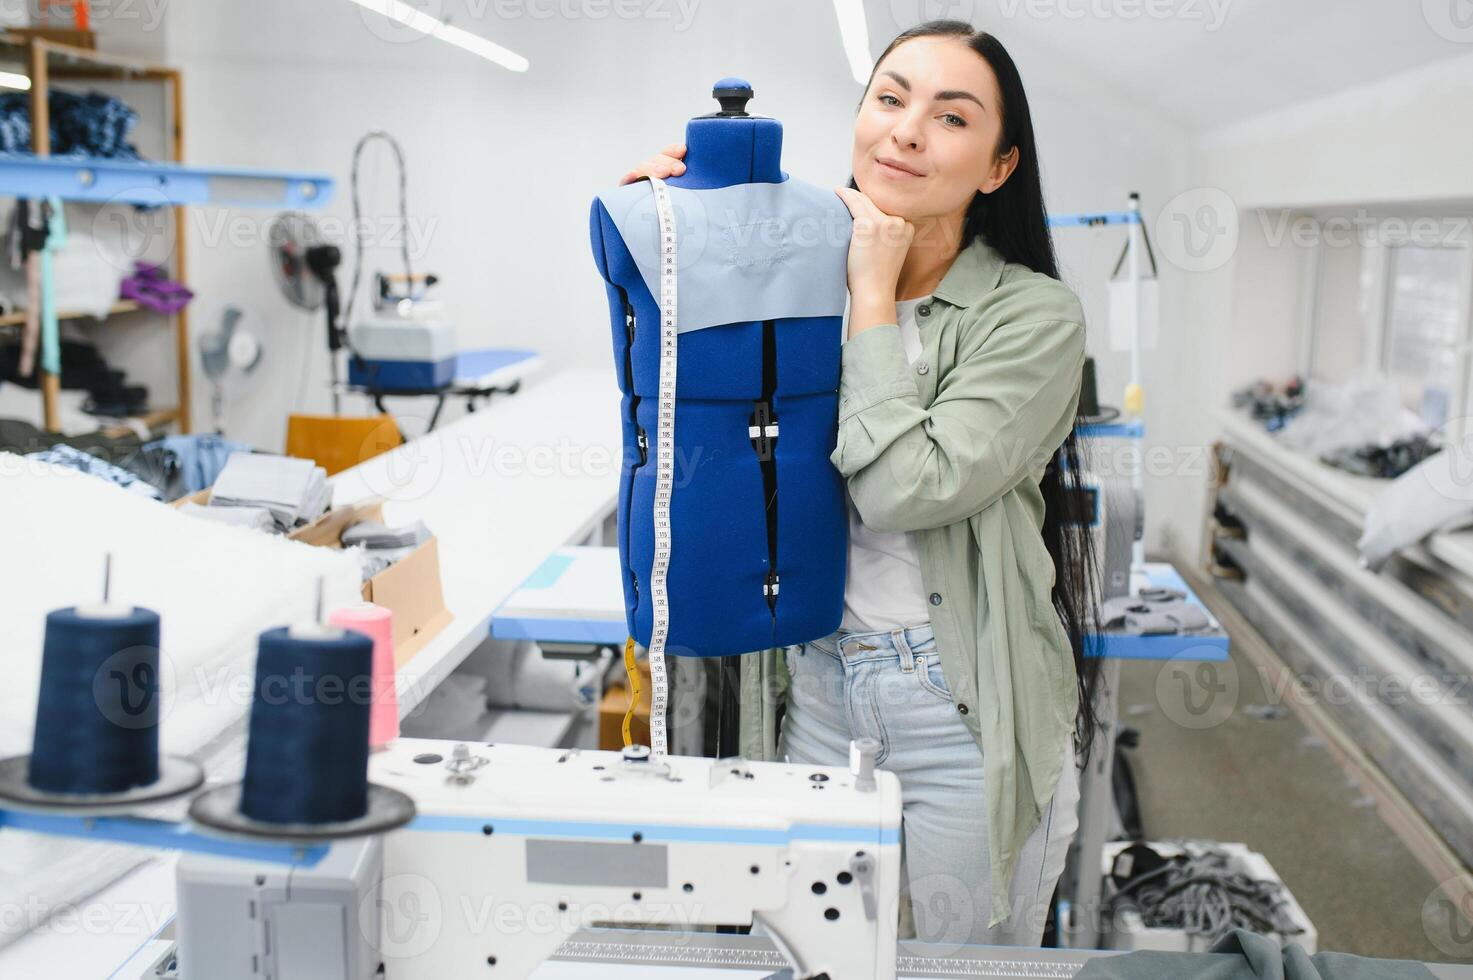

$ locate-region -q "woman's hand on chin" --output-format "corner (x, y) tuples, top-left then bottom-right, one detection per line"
(835, 185), (913, 335)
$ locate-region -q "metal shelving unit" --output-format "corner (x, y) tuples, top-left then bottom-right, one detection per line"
(0, 33), (333, 434)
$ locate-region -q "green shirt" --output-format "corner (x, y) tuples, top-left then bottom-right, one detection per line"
(739, 232), (1087, 929)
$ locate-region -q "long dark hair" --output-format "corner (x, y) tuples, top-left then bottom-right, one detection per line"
(853, 21), (1105, 764)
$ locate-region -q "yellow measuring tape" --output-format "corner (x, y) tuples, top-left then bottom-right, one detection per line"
(621, 636), (642, 747)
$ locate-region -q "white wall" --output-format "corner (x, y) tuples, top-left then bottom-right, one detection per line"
(1159, 50), (1473, 564)
(165, 0), (870, 449)
(160, 1), (1191, 483)
(13, 4), (1469, 568)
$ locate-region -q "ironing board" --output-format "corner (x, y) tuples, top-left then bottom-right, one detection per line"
(341, 347), (543, 431)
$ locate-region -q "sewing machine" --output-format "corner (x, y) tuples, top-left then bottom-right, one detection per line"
(166, 738), (902, 979)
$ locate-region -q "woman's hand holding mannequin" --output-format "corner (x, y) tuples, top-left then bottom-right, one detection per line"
(619, 143), (687, 186)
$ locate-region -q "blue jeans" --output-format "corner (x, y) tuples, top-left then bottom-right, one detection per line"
(776, 623), (1080, 949)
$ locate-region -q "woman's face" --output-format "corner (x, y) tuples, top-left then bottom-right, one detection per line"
(852, 37), (1017, 225)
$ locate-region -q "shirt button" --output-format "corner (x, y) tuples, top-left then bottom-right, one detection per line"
(916, 361), (930, 376)
(957, 703), (969, 715)
(917, 303), (932, 317)
(929, 593), (942, 606)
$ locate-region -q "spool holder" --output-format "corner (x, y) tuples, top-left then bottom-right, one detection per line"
(188, 781), (416, 843)
(0, 753), (203, 815)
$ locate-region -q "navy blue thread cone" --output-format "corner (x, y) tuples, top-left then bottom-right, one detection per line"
(239, 626), (373, 825)
(27, 607), (162, 795)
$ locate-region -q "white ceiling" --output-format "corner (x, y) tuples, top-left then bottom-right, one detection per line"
(865, 0), (1473, 130)
(174, 1), (1473, 136)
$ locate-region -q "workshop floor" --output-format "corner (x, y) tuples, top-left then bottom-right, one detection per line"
(1114, 576), (1473, 965)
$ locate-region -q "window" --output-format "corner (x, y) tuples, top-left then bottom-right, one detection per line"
(1305, 211), (1473, 431)
(1380, 244), (1468, 428)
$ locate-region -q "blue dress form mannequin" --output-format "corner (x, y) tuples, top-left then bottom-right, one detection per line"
(589, 80), (851, 752)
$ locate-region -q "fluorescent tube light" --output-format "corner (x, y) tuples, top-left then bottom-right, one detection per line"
(832, 0), (872, 86)
(346, 0), (530, 72)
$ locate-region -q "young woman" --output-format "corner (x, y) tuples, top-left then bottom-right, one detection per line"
(621, 20), (1101, 949)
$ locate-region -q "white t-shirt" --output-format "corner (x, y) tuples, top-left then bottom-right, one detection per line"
(840, 294), (933, 633)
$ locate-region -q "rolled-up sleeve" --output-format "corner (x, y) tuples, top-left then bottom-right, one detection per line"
(832, 315), (1085, 533)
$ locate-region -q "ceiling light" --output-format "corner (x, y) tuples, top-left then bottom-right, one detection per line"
(346, 0), (529, 72)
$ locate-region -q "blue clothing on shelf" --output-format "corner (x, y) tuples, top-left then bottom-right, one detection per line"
(0, 89), (142, 159)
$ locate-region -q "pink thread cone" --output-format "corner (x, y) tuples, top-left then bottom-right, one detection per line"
(329, 602), (398, 748)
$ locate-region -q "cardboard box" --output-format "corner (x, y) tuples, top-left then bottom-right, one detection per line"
(175, 491), (451, 665)
(599, 657), (651, 750)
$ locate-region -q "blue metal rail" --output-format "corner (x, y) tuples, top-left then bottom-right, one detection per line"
(0, 154), (334, 208)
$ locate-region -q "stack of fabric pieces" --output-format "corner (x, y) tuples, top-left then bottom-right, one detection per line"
(203, 452), (330, 532)
(176, 500), (274, 532)
(1101, 587), (1212, 636)
(342, 518), (431, 579)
